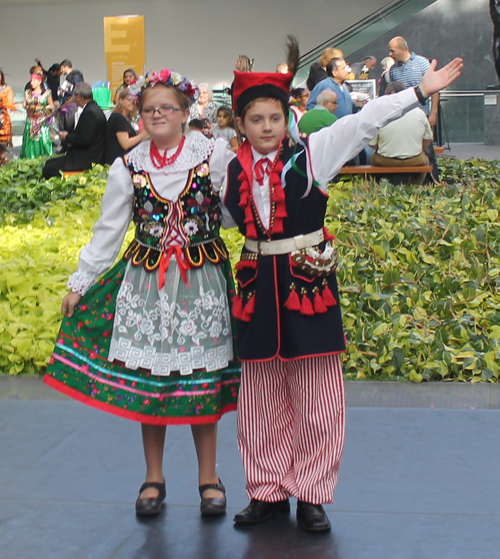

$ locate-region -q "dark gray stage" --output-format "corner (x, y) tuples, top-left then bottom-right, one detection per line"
(1, 378), (499, 559)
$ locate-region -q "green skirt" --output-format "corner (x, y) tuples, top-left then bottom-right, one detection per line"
(44, 258), (240, 425)
(20, 121), (53, 159)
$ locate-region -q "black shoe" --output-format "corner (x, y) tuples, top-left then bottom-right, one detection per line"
(234, 499), (290, 524)
(199, 478), (227, 516)
(296, 500), (331, 532)
(135, 481), (166, 517)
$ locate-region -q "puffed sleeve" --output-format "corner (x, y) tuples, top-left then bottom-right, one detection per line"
(210, 138), (238, 229)
(308, 87), (420, 191)
(67, 158), (134, 295)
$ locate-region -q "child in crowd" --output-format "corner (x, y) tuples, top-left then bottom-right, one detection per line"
(210, 106), (238, 151)
(44, 69), (240, 518)
(188, 118), (211, 137)
(188, 118), (204, 132)
(219, 37), (462, 532)
(289, 87), (309, 122)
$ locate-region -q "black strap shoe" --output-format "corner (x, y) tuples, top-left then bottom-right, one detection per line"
(234, 498), (290, 524)
(296, 500), (331, 532)
(199, 478), (227, 516)
(135, 480), (166, 517)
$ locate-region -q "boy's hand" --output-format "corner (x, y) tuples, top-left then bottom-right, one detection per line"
(419, 58), (463, 98)
(62, 291), (82, 317)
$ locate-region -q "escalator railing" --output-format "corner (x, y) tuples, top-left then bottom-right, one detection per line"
(296, 0), (439, 83)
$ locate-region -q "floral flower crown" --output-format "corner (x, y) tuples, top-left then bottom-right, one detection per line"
(128, 68), (198, 102)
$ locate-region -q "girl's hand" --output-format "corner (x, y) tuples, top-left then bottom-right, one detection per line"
(419, 58), (463, 98)
(62, 291), (82, 317)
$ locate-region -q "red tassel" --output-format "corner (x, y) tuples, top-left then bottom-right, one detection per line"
(246, 221), (257, 239)
(314, 290), (328, 313)
(244, 205), (254, 223)
(244, 206), (257, 238)
(323, 226), (335, 242)
(241, 293), (256, 321)
(272, 218), (284, 235)
(300, 290), (314, 316)
(238, 190), (249, 207)
(322, 284), (337, 307)
(235, 259), (258, 271)
(284, 285), (301, 311)
(273, 184), (286, 202)
(274, 202), (288, 218)
(232, 294), (243, 319)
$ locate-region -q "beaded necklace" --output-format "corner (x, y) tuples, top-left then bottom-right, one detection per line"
(150, 136), (186, 169)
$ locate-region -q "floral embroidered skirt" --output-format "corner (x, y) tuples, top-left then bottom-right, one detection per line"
(44, 258), (240, 425)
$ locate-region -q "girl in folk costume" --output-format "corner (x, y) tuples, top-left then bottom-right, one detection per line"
(44, 69), (240, 517)
(220, 37), (463, 532)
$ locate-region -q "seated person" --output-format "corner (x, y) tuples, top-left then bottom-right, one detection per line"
(43, 83), (106, 178)
(298, 90), (337, 136)
(369, 81), (433, 185)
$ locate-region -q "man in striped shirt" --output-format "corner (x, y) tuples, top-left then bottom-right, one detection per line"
(388, 36), (440, 182)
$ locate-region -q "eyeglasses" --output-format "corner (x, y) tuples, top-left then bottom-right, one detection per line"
(141, 105), (183, 118)
(327, 100), (338, 106)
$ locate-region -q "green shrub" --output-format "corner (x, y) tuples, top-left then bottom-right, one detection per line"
(0, 157), (498, 381)
(0, 157), (109, 225)
(329, 158), (500, 383)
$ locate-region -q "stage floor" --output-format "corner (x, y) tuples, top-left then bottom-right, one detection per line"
(1, 379), (499, 559)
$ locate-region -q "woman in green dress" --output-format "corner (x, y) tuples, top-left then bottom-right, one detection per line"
(20, 73), (53, 159)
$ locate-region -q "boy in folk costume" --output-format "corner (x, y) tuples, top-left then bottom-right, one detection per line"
(220, 37), (462, 532)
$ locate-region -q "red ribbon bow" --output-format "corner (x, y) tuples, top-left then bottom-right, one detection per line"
(158, 246), (190, 289)
(254, 157), (271, 186)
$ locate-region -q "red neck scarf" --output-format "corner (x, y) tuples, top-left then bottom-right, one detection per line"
(236, 139), (287, 239)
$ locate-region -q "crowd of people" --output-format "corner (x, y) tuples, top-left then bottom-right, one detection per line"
(0, 36), (439, 185)
(0, 36), (462, 535)
(0, 55), (253, 169)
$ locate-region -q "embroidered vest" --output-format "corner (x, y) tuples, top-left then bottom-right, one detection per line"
(123, 158), (228, 272)
(225, 142), (328, 241)
(224, 141), (346, 360)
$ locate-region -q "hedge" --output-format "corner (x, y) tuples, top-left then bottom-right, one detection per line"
(0, 156), (498, 381)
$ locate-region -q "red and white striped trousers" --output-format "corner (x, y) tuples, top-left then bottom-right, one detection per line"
(237, 354), (345, 505)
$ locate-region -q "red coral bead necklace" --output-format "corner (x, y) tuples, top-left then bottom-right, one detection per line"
(150, 135), (186, 168)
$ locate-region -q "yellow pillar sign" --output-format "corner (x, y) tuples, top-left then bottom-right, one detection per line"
(104, 15), (145, 93)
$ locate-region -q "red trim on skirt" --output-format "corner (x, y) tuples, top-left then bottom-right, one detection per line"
(44, 375), (237, 425)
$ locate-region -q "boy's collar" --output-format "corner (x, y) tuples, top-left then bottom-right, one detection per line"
(251, 145), (278, 163)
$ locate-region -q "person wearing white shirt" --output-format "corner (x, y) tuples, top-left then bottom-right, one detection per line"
(369, 81), (433, 185)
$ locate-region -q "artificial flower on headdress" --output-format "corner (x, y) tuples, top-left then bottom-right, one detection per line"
(131, 68), (198, 102)
(159, 68), (171, 82)
(128, 76), (145, 97)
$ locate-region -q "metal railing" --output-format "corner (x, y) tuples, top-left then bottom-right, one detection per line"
(438, 89), (491, 144)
